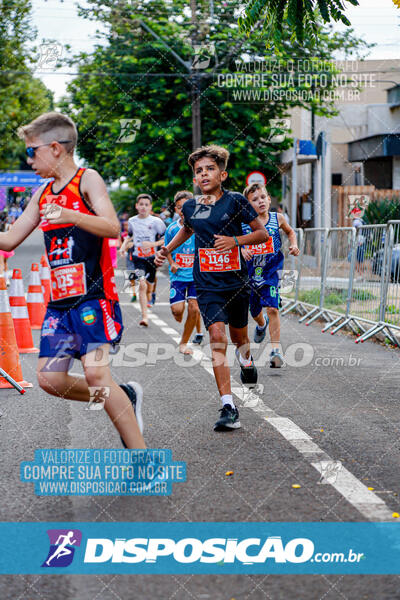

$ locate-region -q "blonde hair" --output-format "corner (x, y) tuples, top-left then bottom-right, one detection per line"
(188, 145), (230, 171)
(243, 182), (267, 199)
(18, 112), (77, 154)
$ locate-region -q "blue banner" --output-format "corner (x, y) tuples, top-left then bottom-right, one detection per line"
(0, 171), (50, 186)
(21, 449), (186, 496)
(1, 522), (400, 574)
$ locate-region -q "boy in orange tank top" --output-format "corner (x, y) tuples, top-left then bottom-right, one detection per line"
(0, 112), (145, 449)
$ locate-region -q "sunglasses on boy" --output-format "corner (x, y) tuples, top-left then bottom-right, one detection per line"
(25, 140), (71, 158)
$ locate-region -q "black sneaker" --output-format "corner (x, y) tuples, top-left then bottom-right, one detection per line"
(192, 333), (204, 345)
(235, 349), (258, 387)
(119, 381), (144, 448)
(214, 404), (241, 431)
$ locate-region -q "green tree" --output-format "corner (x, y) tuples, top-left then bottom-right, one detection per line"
(0, 0), (53, 170)
(239, 0), (359, 44)
(364, 198), (400, 225)
(60, 0), (369, 210)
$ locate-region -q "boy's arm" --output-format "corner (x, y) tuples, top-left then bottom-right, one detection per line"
(214, 217), (268, 252)
(141, 237), (165, 249)
(279, 214), (300, 255)
(119, 236), (133, 254)
(155, 225), (193, 266)
(42, 169), (120, 238)
(0, 187), (42, 251)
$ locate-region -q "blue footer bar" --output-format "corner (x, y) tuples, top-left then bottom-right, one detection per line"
(2, 522), (400, 574)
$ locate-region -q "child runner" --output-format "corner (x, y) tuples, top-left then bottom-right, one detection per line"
(120, 194), (165, 326)
(156, 145), (268, 431)
(242, 183), (300, 367)
(0, 112), (145, 449)
(164, 190), (202, 354)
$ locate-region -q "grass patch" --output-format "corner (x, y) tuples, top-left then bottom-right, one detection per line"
(298, 287), (377, 307)
(351, 289), (377, 301)
(298, 289), (320, 305)
(386, 305), (400, 315)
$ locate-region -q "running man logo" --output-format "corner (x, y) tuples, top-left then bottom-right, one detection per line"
(192, 195), (217, 220)
(42, 529), (82, 568)
(44, 203), (63, 220)
(37, 42), (63, 70)
(117, 119), (142, 143)
(87, 386), (110, 411)
(316, 461), (342, 485)
(268, 118), (291, 144)
(192, 43), (215, 70)
(48, 235), (74, 262)
(278, 270), (298, 294)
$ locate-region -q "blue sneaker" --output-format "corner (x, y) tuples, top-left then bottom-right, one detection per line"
(254, 315), (269, 343)
(192, 333), (204, 345)
(270, 349), (284, 368)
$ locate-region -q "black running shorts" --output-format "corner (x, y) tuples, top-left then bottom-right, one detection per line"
(196, 287), (250, 330)
(127, 256), (156, 284)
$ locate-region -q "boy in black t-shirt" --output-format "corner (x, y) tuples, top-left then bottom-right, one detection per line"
(155, 145), (268, 431)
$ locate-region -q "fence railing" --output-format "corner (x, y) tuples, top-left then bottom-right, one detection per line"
(280, 221), (400, 346)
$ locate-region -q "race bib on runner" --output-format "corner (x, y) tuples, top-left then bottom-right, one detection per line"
(137, 245), (156, 258)
(199, 247), (240, 272)
(248, 237), (274, 255)
(175, 253), (194, 268)
(50, 263), (87, 301)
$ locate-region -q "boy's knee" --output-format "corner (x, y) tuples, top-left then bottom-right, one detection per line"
(187, 301), (199, 317)
(209, 329), (227, 348)
(171, 306), (184, 322)
(84, 367), (109, 388)
(37, 370), (63, 396)
(267, 307), (279, 317)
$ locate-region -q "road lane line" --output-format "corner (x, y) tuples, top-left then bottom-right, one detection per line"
(126, 302), (396, 521)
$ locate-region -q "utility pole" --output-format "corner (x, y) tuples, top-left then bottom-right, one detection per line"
(190, 0), (202, 150)
(139, 12), (202, 151)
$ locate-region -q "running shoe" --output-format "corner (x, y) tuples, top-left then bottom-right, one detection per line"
(119, 381), (144, 448)
(270, 349), (284, 368)
(130, 294), (137, 303)
(214, 404), (241, 431)
(192, 333), (204, 345)
(254, 316), (269, 344)
(235, 349), (258, 387)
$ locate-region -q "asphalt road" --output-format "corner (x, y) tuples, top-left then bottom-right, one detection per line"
(1, 229), (400, 599)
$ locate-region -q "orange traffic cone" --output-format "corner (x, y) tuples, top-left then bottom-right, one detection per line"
(27, 263), (46, 330)
(9, 269), (39, 354)
(40, 255), (51, 307)
(0, 275), (32, 388)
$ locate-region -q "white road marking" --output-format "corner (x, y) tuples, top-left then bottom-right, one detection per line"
(126, 302), (396, 521)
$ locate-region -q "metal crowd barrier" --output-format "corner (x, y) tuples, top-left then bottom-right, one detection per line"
(281, 228), (327, 319)
(280, 227), (303, 313)
(280, 222), (400, 347)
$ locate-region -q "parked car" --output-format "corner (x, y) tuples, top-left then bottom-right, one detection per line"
(372, 244), (400, 282)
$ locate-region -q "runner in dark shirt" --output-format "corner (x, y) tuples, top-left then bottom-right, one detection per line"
(155, 145), (268, 432)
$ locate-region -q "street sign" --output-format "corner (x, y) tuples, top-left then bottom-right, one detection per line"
(246, 171), (267, 186)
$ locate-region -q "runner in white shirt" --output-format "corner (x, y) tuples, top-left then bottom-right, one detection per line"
(120, 194), (165, 326)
